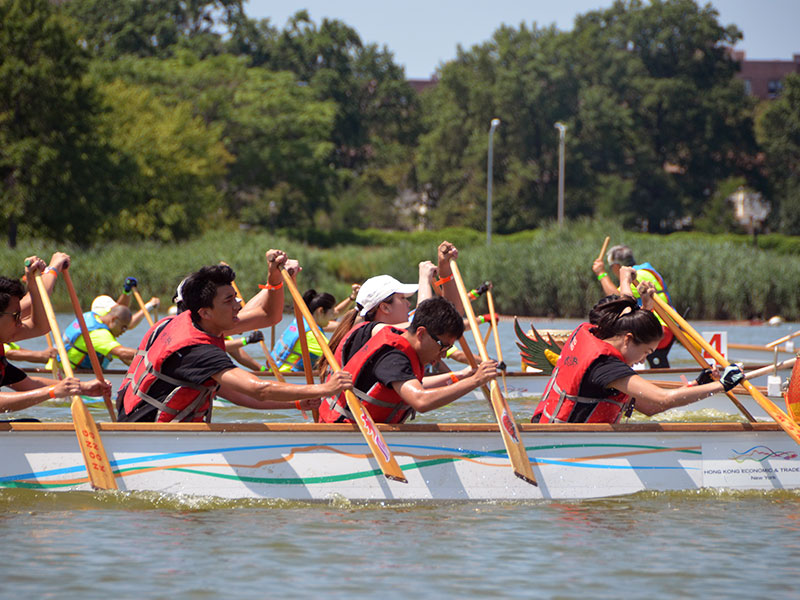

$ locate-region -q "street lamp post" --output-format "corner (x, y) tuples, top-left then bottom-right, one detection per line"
(554, 122), (567, 226)
(487, 118), (501, 245)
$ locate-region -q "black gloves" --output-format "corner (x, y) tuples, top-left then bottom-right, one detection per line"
(123, 276), (138, 293)
(721, 365), (745, 391)
(694, 368), (714, 386)
(244, 330), (264, 345)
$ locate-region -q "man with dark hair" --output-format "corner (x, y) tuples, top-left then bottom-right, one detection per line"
(117, 255), (353, 423)
(1, 257), (110, 414)
(319, 296), (498, 424)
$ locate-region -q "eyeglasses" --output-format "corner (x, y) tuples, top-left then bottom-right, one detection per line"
(428, 330), (453, 353)
(0, 310), (21, 323)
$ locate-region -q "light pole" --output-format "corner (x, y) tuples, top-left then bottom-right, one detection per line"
(554, 122), (566, 226)
(487, 118), (501, 245)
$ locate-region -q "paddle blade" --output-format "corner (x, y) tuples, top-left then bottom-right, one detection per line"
(71, 398), (117, 490)
(514, 319), (560, 375)
(785, 360), (800, 423)
(343, 391), (407, 483)
(489, 382), (537, 486)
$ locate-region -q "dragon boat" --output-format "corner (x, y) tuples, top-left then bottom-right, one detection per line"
(2, 421), (800, 500)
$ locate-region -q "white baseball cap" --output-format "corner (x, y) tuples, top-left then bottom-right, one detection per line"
(356, 275), (418, 317)
(90, 295), (116, 316)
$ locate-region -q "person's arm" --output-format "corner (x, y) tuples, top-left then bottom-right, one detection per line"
(417, 260), (437, 303)
(217, 382), (321, 411)
(5, 347), (57, 364)
(130, 297), (160, 329)
(609, 366), (744, 416)
(108, 345), (136, 365)
(592, 258), (619, 297)
(13, 256), (49, 342)
(392, 360), (497, 413)
(226, 344), (264, 372)
(3, 375), (111, 412)
(20, 252), (69, 320)
(436, 241), (463, 313)
(227, 250), (295, 335)
(333, 284), (360, 317)
(213, 366), (352, 402)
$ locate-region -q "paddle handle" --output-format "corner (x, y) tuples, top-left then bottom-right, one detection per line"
(597, 236), (611, 262)
(131, 287), (154, 327)
(767, 329), (800, 349)
(279, 267), (407, 483)
(292, 303), (318, 422)
(745, 357), (797, 381)
(62, 269), (116, 421)
(33, 272), (117, 489)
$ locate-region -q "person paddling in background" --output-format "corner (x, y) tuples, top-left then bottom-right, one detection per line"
(593, 244), (674, 367)
(51, 303), (138, 371)
(117, 255), (352, 423)
(271, 289), (339, 373)
(319, 296), (498, 424)
(532, 269), (745, 424)
(94, 277), (161, 331)
(0, 257), (111, 416)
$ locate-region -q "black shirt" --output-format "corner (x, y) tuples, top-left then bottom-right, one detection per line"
(0, 357), (26, 387)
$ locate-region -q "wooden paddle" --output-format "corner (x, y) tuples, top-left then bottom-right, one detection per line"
(450, 259), (537, 486)
(648, 292), (800, 445)
(292, 303), (318, 422)
(62, 269), (116, 422)
(486, 289), (507, 395)
(656, 307), (756, 422)
(767, 329), (800, 349)
(45, 332), (60, 379)
(32, 271), (117, 490)
(131, 286), (154, 327)
(597, 236), (611, 262)
(279, 266), (407, 483)
(729, 342), (794, 354)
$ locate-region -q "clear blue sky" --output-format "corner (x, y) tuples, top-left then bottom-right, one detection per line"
(245, 0), (800, 78)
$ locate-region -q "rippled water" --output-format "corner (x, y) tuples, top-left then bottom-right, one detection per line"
(3, 316), (800, 598)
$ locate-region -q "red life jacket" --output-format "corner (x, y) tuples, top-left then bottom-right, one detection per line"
(532, 323), (632, 423)
(319, 326), (424, 424)
(117, 311), (225, 423)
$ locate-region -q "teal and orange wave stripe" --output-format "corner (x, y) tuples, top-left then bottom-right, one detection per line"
(0, 442), (701, 490)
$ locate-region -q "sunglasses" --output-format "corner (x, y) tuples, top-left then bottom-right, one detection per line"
(1, 310), (21, 323)
(428, 330), (453, 353)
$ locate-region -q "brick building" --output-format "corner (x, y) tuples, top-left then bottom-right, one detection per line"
(733, 51), (800, 100)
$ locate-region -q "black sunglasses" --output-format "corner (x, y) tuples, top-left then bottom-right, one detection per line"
(428, 330), (453, 353)
(1, 310), (21, 323)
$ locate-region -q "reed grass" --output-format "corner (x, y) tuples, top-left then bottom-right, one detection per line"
(2, 221), (799, 320)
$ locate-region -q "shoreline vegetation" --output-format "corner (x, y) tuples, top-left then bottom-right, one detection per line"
(2, 221), (799, 321)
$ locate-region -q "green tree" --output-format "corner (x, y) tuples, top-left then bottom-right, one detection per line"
(0, 0), (112, 246)
(757, 74), (800, 234)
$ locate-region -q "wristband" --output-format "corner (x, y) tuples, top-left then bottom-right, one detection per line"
(349, 294), (357, 301)
(258, 281), (283, 290)
(295, 400), (302, 411)
(43, 266), (58, 278)
(433, 275), (453, 287)
(240, 337), (248, 347)
(449, 372), (459, 384)
(259, 365), (267, 372)
(597, 272), (608, 281)
(48, 385), (56, 399)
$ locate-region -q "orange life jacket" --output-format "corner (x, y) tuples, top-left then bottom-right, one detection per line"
(117, 311), (225, 423)
(532, 323), (632, 423)
(319, 326), (423, 424)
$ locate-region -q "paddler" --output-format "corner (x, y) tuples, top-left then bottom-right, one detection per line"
(319, 296), (498, 424)
(593, 244), (674, 367)
(532, 268), (745, 423)
(116, 252), (352, 423)
(1, 257), (111, 416)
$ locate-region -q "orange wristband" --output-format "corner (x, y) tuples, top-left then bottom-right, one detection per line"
(258, 281), (283, 290)
(434, 275), (453, 287)
(48, 385), (56, 399)
(449, 372), (459, 384)
(295, 400), (302, 410)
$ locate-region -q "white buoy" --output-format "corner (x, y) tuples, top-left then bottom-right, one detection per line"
(768, 315), (784, 326)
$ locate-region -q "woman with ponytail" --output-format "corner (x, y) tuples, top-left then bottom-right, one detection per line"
(271, 289), (338, 373)
(532, 268), (744, 423)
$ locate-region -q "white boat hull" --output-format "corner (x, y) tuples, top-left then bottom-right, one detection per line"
(2, 422), (799, 500)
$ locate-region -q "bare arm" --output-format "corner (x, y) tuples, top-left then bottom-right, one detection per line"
(224, 342), (264, 372)
(333, 284), (360, 317)
(13, 256), (50, 342)
(108, 345), (137, 365)
(213, 366), (352, 402)
(20, 252), (69, 320)
(2, 375), (111, 413)
(593, 258), (619, 297)
(228, 250), (293, 335)
(5, 347), (57, 364)
(217, 382), (321, 411)
(610, 374), (727, 416)
(417, 260), (437, 303)
(393, 360), (497, 413)
(437, 241), (463, 313)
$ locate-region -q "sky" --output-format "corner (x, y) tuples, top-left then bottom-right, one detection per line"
(245, 0), (800, 78)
